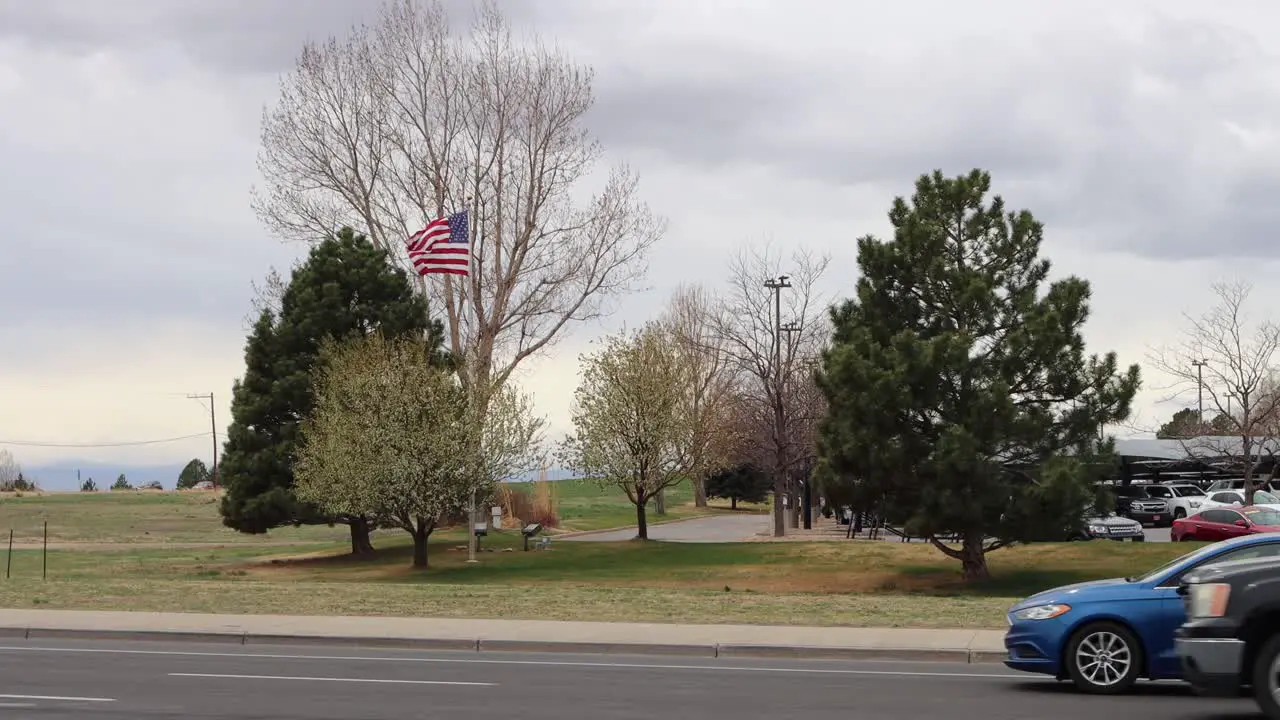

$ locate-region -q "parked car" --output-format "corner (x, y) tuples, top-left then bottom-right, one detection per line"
(1004, 533), (1280, 693)
(1201, 489), (1280, 512)
(1068, 512), (1144, 542)
(1112, 484), (1171, 526)
(1171, 506), (1280, 542)
(1141, 483), (1207, 520)
(1175, 555), (1280, 717)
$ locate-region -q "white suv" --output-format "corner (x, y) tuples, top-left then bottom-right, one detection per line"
(1206, 479), (1280, 494)
(1142, 483), (1208, 521)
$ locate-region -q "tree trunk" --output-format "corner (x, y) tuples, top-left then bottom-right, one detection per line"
(693, 475), (707, 508)
(960, 534), (989, 581)
(772, 477), (786, 537)
(410, 518), (431, 568)
(635, 500), (649, 540)
(730, 497), (737, 510)
(655, 489), (666, 516)
(789, 476), (801, 529)
(348, 517), (375, 556)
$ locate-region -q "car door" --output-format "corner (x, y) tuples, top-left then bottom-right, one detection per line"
(1151, 540), (1280, 677)
(1208, 491), (1244, 509)
(1197, 511), (1226, 540)
(1219, 509), (1252, 538)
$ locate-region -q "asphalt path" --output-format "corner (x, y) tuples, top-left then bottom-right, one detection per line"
(0, 638), (1258, 719)
(564, 515), (1176, 544)
(562, 514), (770, 542)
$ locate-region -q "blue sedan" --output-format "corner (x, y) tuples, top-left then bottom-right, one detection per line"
(1004, 533), (1280, 694)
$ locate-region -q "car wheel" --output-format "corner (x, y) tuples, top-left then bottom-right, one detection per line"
(1174, 508), (1187, 520)
(1251, 633), (1280, 718)
(1065, 621), (1143, 695)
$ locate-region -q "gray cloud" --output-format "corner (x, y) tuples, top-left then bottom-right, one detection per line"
(5, 0), (1280, 356)
(0, 0), (582, 75)
(584, 9), (1280, 260)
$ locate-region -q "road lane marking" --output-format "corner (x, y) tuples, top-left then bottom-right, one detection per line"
(0, 645), (1027, 679)
(170, 672), (493, 686)
(0, 693), (114, 702)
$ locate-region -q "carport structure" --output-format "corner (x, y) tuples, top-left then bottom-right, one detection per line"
(1114, 437), (1279, 485)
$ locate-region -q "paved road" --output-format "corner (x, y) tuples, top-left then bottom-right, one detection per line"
(0, 638), (1256, 719)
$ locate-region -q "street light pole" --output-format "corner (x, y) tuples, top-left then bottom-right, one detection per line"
(780, 321), (803, 529)
(1191, 359), (1208, 426)
(763, 275), (791, 538)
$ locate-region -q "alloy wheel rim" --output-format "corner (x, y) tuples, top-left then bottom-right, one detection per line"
(1269, 649), (1280, 704)
(1075, 631), (1131, 686)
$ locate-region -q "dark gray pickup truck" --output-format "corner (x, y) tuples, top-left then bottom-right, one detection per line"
(1175, 555), (1280, 718)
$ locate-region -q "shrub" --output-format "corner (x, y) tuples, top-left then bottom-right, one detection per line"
(496, 482), (559, 529)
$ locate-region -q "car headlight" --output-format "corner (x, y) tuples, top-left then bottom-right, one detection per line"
(1188, 583), (1231, 618)
(1088, 524), (1109, 534)
(1012, 604), (1072, 621)
(1189, 501), (1201, 508)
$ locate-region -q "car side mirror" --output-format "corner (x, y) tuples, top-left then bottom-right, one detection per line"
(1236, 519), (1250, 527)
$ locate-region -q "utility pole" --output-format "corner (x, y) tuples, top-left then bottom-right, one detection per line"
(1191, 359), (1208, 427)
(763, 275), (791, 538)
(187, 393), (219, 488)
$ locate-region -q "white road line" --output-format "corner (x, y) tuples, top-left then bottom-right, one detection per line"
(170, 672), (493, 686)
(0, 644), (1027, 679)
(0, 693), (114, 702)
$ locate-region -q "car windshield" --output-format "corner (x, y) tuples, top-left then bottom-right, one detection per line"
(1257, 491), (1280, 504)
(1133, 542), (1236, 583)
(1173, 486), (1205, 497)
(1245, 508), (1280, 526)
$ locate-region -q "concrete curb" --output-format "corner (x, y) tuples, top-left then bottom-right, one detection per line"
(0, 626), (1005, 664)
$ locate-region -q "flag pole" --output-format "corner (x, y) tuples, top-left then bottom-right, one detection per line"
(463, 198), (479, 565)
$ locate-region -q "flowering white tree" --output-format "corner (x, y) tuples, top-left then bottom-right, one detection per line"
(297, 334), (477, 567)
(560, 323), (695, 539)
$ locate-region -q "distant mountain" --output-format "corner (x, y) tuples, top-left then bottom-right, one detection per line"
(21, 462), (581, 491)
(21, 462), (183, 491)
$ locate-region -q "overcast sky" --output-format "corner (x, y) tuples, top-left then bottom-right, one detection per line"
(4, 0), (1280, 473)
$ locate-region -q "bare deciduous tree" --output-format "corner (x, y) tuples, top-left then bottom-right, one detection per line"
(1148, 281), (1280, 504)
(0, 449), (20, 490)
(713, 243), (830, 536)
(254, 0), (664, 406)
(660, 284), (738, 508)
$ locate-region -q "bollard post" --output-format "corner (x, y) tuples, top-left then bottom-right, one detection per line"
(42, 521), (47, 580)
(5, 529), (11, 579)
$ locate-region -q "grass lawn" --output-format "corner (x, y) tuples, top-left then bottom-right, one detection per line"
(0, 491), (347, 545)
(0, 525), (1203, 629)
(0, 478), (756, 545)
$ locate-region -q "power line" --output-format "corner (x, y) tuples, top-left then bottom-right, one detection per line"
(0, 432), (213, 448)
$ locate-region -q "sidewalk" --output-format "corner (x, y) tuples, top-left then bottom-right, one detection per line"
(0, 609), (1007, 664)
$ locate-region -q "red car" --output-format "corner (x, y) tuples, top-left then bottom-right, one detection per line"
(1171, 505), (1280, 542)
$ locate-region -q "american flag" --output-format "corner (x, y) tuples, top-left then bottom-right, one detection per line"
(406, 210), (470, 277)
